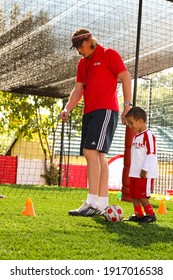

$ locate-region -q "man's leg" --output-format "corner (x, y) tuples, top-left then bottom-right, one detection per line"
(83, 149), (100, 195)
(84, 149), (109, 211)
(68, 149), (104, 216)
(98, 152), (109, 197)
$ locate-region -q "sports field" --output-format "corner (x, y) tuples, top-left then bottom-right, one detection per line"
(0, 185), (173, 260)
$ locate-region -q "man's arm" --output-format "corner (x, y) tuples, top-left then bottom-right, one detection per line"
(118, 70), (132, 124)
(60, 82), (83, 122)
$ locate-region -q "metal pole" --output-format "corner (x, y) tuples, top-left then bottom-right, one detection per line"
(133, 0), (143, 106)
(148, 78), (152, 129)
(66, 111), (72, 187)
(58, 98), (66, 186)
(122, 0), (143, 201)
(142, 76), (152, 129)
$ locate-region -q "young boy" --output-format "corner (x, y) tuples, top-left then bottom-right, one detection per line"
(125, 106), (158, 223)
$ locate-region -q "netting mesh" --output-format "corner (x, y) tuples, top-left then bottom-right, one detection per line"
(0, 0), (173, 197)
(0, 0), (172, 97)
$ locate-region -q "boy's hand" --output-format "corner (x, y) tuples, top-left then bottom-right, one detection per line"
(140, 169), (147, 178)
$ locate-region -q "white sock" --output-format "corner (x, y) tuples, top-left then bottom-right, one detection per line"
(97, 196), (109, 210)
(86, 194), (98, 208)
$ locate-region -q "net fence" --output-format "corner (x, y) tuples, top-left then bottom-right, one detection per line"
(0, 0), (173, 199)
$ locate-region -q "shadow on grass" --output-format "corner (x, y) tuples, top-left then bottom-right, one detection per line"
(93, 216), (173, 247)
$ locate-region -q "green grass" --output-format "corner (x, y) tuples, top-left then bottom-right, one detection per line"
(0, 184), (173, 260)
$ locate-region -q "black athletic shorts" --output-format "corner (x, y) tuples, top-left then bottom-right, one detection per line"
(80, 109), (119, 155)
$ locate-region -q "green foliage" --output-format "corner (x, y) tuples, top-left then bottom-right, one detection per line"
(70, 100), (83, 134)
(0, 185), (173, 260)
(41, 163), (60, 185)
(136, 71), (173, 128)
(0, 91), (63, 184)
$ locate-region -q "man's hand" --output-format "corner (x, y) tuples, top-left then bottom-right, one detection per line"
(121, 105), (132, 125)
(59, 109), (69, 122)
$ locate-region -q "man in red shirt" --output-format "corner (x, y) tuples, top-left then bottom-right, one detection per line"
(60, 28), (132, 216)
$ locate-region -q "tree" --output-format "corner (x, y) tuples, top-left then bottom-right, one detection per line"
(0, 91), (64, 185)
(32, 95), (62, 185)
(137, 70), (173, 129)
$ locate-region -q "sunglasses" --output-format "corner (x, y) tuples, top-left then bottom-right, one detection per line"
(75, 40), (85, 50)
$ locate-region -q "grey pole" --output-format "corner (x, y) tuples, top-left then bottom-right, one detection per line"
(133, 0), (143, 106)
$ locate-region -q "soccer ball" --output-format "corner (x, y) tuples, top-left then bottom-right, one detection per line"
(104, 204), (124, 222)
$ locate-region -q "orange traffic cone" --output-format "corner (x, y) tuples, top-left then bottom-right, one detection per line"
(21, 197), (35, 216)
(157, 200), (167, 215)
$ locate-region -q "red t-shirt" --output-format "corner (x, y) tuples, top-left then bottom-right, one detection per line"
(76, 44), (127, 114)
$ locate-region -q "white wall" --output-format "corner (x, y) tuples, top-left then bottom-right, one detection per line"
(16, 157), (46, 185)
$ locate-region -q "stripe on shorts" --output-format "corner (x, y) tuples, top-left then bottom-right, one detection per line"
(146, 178), (151, 197)
(96, 109), (111, 150)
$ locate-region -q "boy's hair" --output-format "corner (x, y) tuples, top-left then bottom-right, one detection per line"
(125, 106), (147, 122)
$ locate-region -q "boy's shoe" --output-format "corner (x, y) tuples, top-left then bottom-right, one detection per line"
(123, 214), (140, 222)
(68, 202), (103, 217)
(138, 213), (157, 224)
